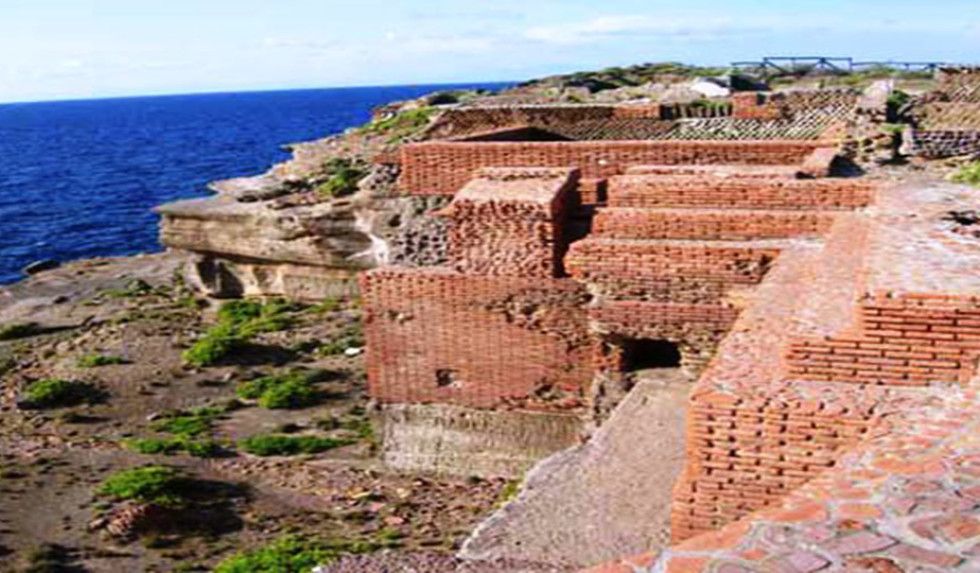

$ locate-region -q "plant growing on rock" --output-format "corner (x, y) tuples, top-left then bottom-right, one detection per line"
(316, 158), (366, 199)
(19, 379), (105, 409)
(239, 434), (354, 457)
(950, 162), (980, 187)
(213, 535), (380, 573)
(183, 299), (299, 367)
(77, 354), (128, 368)
(97, 466), (189, 508)
(361, 106), (439, 143)
(236, 370), (328, 409)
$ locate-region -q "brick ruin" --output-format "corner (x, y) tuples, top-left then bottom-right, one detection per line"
(358, 72), (980, 570)
(905, 67), (980, 158)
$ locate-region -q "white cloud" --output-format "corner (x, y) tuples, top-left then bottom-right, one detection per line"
(524, 14), (767, 45)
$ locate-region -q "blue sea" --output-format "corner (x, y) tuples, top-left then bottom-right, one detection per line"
(0, 83), (507, 285)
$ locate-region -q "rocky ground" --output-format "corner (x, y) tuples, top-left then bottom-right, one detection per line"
(0, 254), (532, 573)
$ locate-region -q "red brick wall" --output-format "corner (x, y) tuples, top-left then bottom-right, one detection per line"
(399, 140), (829, 195)
(360, 268), (594, 410)
(607, 175), (876, 210)
(786, 294), (980, 386)
(443, 168), (575, 278)
(565, 239), (781, 303)
(593, 208), (836, 240)
(670, 389), (877, 541)
(732, 92), (787, 120)
(590, 302), (740, 373)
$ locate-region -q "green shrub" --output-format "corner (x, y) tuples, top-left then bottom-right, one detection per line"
(98, 466), (188, 507)
(316, 158), (366, 199)
(361, 107), (439, 143)
(237, 371), (324, 409)
(239, 434), (354, 457)
(20, 379), (103, 409)
(950, 162), (980, 187)
(0, 322), (43, 341)
(182, 322), (245, 368)
(213, 536), (334, 573)
(152, 407), (224, 437)
(184, 299), (298, 367)
(77, 354), (128, 368)
(127, 437), (223, 458)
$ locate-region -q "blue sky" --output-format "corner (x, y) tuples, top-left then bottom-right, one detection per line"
(1, 0), (978, 103)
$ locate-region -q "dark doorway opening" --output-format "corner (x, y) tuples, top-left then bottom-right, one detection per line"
(622, 339), (682, 371)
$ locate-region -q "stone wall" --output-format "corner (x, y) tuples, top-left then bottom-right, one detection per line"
(398, 141), (830, 196)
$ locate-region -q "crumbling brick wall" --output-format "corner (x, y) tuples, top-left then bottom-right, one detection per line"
(607, 175), (876, 210)
(937, 67), (980, 102)
(441, 167), (576, 278)
(592, 208), (835, 240)
(904, 128), (980, 158)
(399, 140), (830, 196)
(360, 268), (594, 410)
(565, 240), (780, 304)
(589, 301), (740, 374)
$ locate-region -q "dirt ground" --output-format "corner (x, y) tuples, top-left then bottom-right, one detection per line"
(0, 254), (522, 572)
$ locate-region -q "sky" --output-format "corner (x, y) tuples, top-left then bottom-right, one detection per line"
(0, 0), (978, 103)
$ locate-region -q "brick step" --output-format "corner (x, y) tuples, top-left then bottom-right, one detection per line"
(607, 174), (875, 210)
(625, 164), (803, 179)
(592, 207), (836, 241)
(565, 238), (787, 303)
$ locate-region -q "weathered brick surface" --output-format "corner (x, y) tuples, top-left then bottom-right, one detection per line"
(360, 268), (593, 410)
(592, 208), (835, 241)
(787, 294), (980, 386)
(589, 301), (740, 373)
(442, 167), (576, 278)
(565, 239), (781, 304)
(607, 175), (876, 210)
(399, 141), (829, 195)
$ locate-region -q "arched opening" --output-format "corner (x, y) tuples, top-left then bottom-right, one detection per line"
(622, 339), (682, 372)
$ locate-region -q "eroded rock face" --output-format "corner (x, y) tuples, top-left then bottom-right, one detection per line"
(157, 160), (454, 301)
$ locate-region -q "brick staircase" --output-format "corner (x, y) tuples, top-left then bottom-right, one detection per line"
(564, 168), (870, 374)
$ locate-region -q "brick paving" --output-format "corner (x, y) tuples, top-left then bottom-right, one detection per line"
(590, 177), (980, 572)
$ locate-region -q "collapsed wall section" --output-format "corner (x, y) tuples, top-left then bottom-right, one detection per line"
(360, 268), (593, 410)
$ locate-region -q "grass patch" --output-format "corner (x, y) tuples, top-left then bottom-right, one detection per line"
(183, 299), (299, 367)
(127, 437), (224, 458)
(950, 162), (980, 187)
(77, 354), (128, 368)
(98, 466), (189, 508)
(152, 407), (224, 437)
(361, 107), (439, 143)
(20, 379), (104, 409)
(239, 434), (354, 457)
(315, 158), (366, 199)
(0, 322), (44, 341)
(237, 370), (328, 409)
(213, 535), (390, 573)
